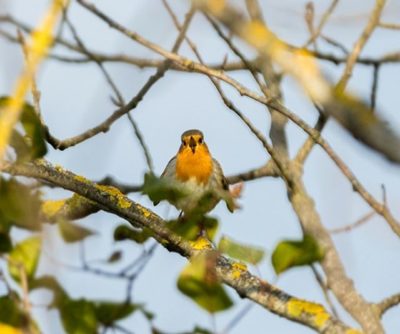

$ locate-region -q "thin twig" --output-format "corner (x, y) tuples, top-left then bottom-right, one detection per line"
(370, 64), (380, 112)
(304, 0), (340, 47)
(38, 3), (195, 150)
(376, 293), (400, 316)
(378, 22), (400, 30)
(127, 113), (154, 173)
(221, 302), (254, 334)
(311, 265), (339, 318)
(329, 211), (376, 234)
(336, 0), (387, 91)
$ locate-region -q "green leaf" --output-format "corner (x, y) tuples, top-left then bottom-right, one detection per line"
(140, 306), (154, 321)
(0, 97), (47, 160)
(30, 276), (67, 307)
(168, 216), (219, 241)
(58, 220), (95, 243)
(60, 299), (97, 334)
(218, 236), (264, 265)
(9, 130), (32, 163)
(0, 178), (42, 231)
(19, 102), (47, 159)
(8, 236), (42, 283)
(192, 326), (213, 334)
(142, 173), (188, 204)
(177, 253), (233, 313)
(0, 232), (12, 253)
(0, 295), (29, 327)
(271, 234), (325, 274)
(94, 302), (137, 326)
(113, 225), (151, 244)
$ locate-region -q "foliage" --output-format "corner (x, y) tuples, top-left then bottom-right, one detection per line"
(177, 252), (233, 313)
(8, 236), (42, 283)
(272, 234), (325, 274)
(0, 97), (47, 162)
(218, 235), (264, 265)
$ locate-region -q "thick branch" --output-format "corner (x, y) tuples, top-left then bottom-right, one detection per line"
(2, 159), (358, 334)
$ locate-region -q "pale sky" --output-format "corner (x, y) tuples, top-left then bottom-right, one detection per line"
(1, 0), (400, 333)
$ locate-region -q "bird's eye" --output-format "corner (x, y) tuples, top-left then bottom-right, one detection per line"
(182, 140), (186, 146)
(198, 137), (203, 144)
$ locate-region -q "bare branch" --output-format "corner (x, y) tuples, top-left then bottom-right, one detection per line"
(40, 4), (195, 150)
(304, 0), (340, 47)
(376, 293), (400, 316)
(329, 211), (375, 234)
(370, 64), (380, 112)
(336, 0), (387, 91)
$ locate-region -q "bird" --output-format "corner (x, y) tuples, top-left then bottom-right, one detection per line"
(156, 129), (237, 217)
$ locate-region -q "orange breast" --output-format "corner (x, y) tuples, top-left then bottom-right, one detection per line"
(175, 146), (213, 185)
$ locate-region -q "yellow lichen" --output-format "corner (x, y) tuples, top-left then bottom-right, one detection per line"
(189, 236), (213, 250)
(345, 330), (363, 334)
(230, 262), (247, 279)
(287, 299), (330, 328)
(96, 185), (132, 209)
(55, 164), (65, 173)
(74, 175), (90, 184)
(139, 207), (151, 218)
(41, 199), (65, 218)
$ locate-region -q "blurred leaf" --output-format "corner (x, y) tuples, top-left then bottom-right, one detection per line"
(168, 216), (218, 241)
(177, 253), (233, 313)
(0, 96), (47, 161)
(0, 211), (12, 253)
(8, 236), (42, 283)
(0, 233), (12, 253)
(326, 90), (400, 163)
(0, 323), (24, 334)
(218, 236), (264, 265)
(0, 295), (29, 328)
(58, 220), (95, 243)
(113, 225), (151, 244)
(9, 130), (32, 163)
(60, 299), (97, 334)
(94, 302), (137, 326)
(140, 306), (154, 321)
(30, 275), (67, 307)
(106, 250), (122, 263)
(20, 102), (47, 159)
(189, 326), (213, 334)
(142, 173), (188, 204)
(0, 177), (42, 231)
(272, 234), (324, 274)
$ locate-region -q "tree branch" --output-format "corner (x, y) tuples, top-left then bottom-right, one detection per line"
(2, 159), (360, 334)
(376, 293), (400, 316)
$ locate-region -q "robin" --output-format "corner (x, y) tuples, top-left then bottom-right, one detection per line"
(156, 129), (238, 217)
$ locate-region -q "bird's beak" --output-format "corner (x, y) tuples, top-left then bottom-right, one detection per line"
(189, 137), (196, 153)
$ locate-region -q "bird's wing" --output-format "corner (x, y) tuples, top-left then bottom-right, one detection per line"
(153, 156), (176, 206)
(212, 158), (229, 191)
(212, 159), (239, 213)
(161, 156), (177, 179)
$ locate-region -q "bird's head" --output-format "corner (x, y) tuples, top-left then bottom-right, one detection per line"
(179, 129), (206, 154)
